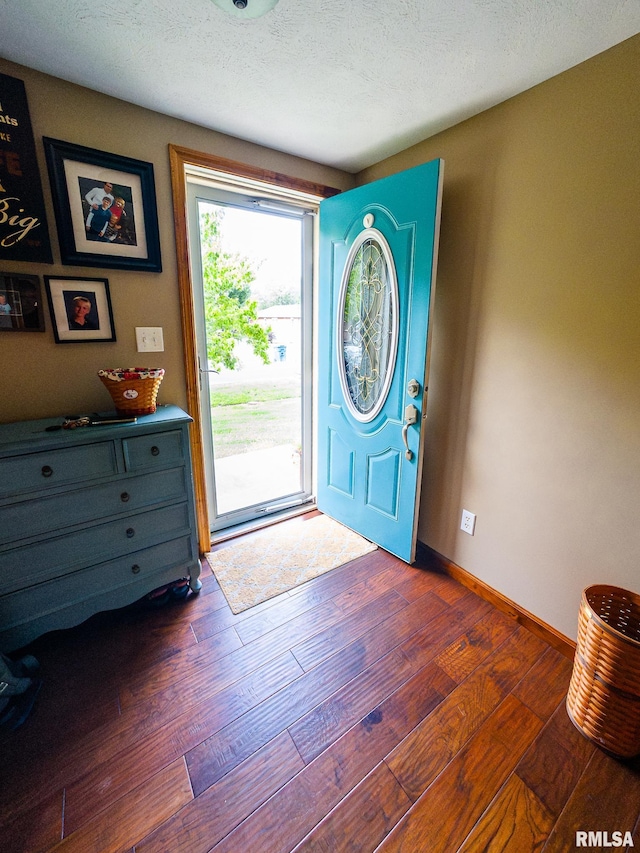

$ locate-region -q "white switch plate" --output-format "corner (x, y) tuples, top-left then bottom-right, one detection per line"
(136, 327), (164, 352)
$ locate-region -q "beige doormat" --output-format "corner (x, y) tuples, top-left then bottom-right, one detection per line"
(206, 514), (377, 614)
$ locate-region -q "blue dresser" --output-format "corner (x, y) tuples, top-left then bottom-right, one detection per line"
(0, 405), (202, 651)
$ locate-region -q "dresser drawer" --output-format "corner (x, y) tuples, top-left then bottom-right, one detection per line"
(1, 467), (188, 547)
(123, 430), (184, 472)
(0, 536), (196, 637)
(0, 441), (118, 499)
(0, 502), (192, 594)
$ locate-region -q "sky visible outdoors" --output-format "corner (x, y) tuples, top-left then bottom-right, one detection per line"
(204, 202), (302, 307)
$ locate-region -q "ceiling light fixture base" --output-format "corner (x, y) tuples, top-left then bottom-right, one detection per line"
(211, 0), (280, 19)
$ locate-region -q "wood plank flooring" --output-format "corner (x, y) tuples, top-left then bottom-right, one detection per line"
(1, 514), (638, 853)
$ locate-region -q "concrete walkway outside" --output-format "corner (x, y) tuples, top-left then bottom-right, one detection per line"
(214, 443), (301, 515)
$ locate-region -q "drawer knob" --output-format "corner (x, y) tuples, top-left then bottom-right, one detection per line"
(126, 527), (135, 538)
(131, 564), (141, 574)
(41, 465), (53, 478)
(120, 492), (130, 503)
(150, 445), (160, 456)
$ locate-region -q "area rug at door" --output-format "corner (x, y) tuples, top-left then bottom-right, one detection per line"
(206, 514), (377, 614)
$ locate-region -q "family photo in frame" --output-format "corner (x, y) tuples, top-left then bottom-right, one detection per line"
(44, 276), (116, 343)
(43, 138), (162, 272)
(0, 272), (45, 332)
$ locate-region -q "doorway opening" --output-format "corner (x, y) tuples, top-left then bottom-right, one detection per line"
(186, 173), (320, 537)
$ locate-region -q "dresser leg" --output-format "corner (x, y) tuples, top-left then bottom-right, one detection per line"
(189, 559), (203, 592)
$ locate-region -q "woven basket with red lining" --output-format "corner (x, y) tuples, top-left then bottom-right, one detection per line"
(98, 368), (164, 416)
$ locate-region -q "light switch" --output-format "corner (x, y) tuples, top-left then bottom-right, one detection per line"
(136, 327), (164, 352)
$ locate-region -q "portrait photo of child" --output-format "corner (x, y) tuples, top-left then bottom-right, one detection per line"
(64, 291), (99, 331)
(45, 276), (115, 344)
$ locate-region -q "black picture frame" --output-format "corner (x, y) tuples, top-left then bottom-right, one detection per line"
(44, 276), (116, 344)
(43, 138), (162, 272)
(0, 272), (45, 332)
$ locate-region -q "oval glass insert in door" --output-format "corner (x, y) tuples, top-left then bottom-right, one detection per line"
(337, 228), (399, 422)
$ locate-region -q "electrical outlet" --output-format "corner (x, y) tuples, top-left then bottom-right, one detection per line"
(136, 327), (164, 352)
(461, 509), (476, 535)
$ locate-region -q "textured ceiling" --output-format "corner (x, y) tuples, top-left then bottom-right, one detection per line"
(1, 0), (639, 172)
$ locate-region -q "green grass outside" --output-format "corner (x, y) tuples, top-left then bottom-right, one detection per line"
(210, 379), (298, 407)
(210, 380), (301, 458)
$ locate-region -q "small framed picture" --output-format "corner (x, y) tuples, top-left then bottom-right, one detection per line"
(0, 272), (45, 332)
(43, 137), (162, 272)
(44, 276), (116, 344)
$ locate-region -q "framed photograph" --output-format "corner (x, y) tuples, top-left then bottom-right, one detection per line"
(0, 272), (45, 332)
(43, 137), (162, 272)
(44, 276), (116, 343)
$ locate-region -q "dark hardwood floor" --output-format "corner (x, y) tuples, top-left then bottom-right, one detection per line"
(1, 515), (639, 853)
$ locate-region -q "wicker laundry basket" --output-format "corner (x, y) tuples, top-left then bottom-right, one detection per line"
(566, 584), (640, 758)
(98, 368), (164, 416)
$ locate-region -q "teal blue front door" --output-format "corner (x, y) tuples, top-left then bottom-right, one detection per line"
(317, 159), (443, 563)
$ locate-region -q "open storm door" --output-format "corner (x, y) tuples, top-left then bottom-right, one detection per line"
(317, 159), (443, 563)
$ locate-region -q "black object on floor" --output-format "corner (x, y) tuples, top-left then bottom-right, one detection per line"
(0, 653), (42, 731)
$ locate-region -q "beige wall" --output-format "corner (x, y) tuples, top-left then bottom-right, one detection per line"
(358, 34), (640, 639)
(0, 59), (353, 423)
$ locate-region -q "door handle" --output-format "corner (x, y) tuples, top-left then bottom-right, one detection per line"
(197, 356), (218, 390)
(197, 356), (218, 380)
(402, 404), (419, 460)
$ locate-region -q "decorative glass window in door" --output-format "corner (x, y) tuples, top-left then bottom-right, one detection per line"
(338, 228), (399, 422)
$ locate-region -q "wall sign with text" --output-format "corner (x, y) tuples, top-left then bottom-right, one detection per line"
(0, 72), (53, 263)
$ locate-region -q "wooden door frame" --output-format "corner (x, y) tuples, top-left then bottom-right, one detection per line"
(169, 144), (340, 554)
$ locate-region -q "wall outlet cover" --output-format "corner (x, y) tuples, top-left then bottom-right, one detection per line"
(461, 509), (476, 535)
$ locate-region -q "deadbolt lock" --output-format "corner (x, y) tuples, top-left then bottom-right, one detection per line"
(407, 379), (420, 398)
